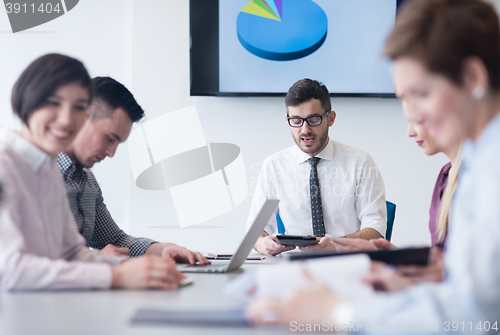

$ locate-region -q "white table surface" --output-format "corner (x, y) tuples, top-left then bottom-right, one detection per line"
(0, 261), (298, 335)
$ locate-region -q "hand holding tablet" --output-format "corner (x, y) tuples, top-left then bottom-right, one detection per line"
(274, 234), (319, 247)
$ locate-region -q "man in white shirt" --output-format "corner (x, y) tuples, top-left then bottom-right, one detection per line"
(248, 79), (387, 256)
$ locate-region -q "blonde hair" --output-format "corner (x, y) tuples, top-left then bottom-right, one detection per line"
(436, 143), (464, 242)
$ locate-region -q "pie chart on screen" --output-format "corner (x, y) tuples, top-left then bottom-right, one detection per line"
(236, 0), (328, 61)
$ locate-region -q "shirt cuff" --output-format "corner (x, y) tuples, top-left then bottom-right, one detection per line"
(99, 255), (128, 266)
(331, 301), (354, 325)
(74, 262), (114, 289)
(128, 239), (156, 257)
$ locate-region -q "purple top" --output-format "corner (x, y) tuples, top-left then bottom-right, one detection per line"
(429, 162), (452, 249)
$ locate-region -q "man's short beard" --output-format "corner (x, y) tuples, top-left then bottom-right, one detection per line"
(294, 131), (328, 155)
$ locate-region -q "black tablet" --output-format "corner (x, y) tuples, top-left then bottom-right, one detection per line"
(275, 234), (319, 247)
(286, 247), (431, 266)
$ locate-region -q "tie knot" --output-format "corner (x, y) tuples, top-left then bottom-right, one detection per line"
(308, 157), (320, 168)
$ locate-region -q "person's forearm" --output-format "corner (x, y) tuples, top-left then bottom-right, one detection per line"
(346, 227), (382, 240)
(145, 242), (175, 255)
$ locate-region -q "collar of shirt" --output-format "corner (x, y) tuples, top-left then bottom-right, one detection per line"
(461, 112), (500, 169)
(1, 129), (52, 172)
(57, 152), (86, 183)
(294, 138), (335, 165)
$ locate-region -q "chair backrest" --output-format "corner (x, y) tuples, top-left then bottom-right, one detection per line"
(385, 201), (396, 241)
(276, 200), (397, 240)
(277, 212), (285, 234)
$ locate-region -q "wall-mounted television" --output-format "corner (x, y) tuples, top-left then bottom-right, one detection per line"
(190, 0), (407, 97)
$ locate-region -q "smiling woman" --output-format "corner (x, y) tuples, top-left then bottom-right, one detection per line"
(0, 54), (186, 291)
(19, 82), (90, 157)
(11, 53), (92, 156)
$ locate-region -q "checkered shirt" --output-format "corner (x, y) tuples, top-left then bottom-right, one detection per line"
(57, 152), (155, 256)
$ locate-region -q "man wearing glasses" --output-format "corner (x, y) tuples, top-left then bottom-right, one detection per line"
(248, 79), (387, 256)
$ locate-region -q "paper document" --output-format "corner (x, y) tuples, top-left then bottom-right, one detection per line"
(226, 254), (373, 301)
(257, 254), (373, 299)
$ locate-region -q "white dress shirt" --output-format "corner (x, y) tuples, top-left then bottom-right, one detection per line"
(0, 130), (124, 291)
(343, 114), (500, 333)
(246, 139), (387, 237)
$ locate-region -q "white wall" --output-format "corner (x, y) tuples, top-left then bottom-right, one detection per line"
(0, 0), (456, 253)
(0, 0), (136, 246)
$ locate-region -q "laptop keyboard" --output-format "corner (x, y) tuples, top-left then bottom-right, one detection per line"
(183, 264), (226, 272)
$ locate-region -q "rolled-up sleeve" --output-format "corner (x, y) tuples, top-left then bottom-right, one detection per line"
(354, 154), (387, 237)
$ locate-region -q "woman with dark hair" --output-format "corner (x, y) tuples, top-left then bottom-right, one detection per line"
(247, 0), (500, 329)
(0, 54), (185, 290)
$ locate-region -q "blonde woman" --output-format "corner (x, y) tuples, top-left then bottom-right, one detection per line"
(332, 112), (462, 254)
(363, 117), (464, 292)
(325, 108), (463, 292)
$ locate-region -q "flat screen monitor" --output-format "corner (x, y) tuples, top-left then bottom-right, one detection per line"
(190, 0), (407, 97)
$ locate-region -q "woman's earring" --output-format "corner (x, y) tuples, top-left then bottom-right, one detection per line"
(472, 85), (485, 101)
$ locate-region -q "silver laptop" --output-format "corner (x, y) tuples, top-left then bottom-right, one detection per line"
(180, 199), (279, 273)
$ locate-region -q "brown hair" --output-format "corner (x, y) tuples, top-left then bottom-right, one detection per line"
(11, 53), (92, 125)
(384, 0), (500, 92)
(285, 79), (331, 114)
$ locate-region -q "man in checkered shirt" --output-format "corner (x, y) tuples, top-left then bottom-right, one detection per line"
(57, 76), (209, 265)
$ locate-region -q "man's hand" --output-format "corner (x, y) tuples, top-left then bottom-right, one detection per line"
(111, 255), (186, 290)
(324, 237), (396, 252)
(299, 236), (337, 252)
(161, 244), (211, 265)
(371, 238), (397, 250)
(146, 243), (210, 265)
(246, 270), (343, 325)
(100, 244), (130, 257)
(331, 237), (378, 252)
(254, 234), (295, 256)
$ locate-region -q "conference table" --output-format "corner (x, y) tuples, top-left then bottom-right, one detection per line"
(0, 259), (300, 335)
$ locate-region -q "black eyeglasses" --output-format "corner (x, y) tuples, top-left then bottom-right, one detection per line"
(287, 111), (330, 128)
